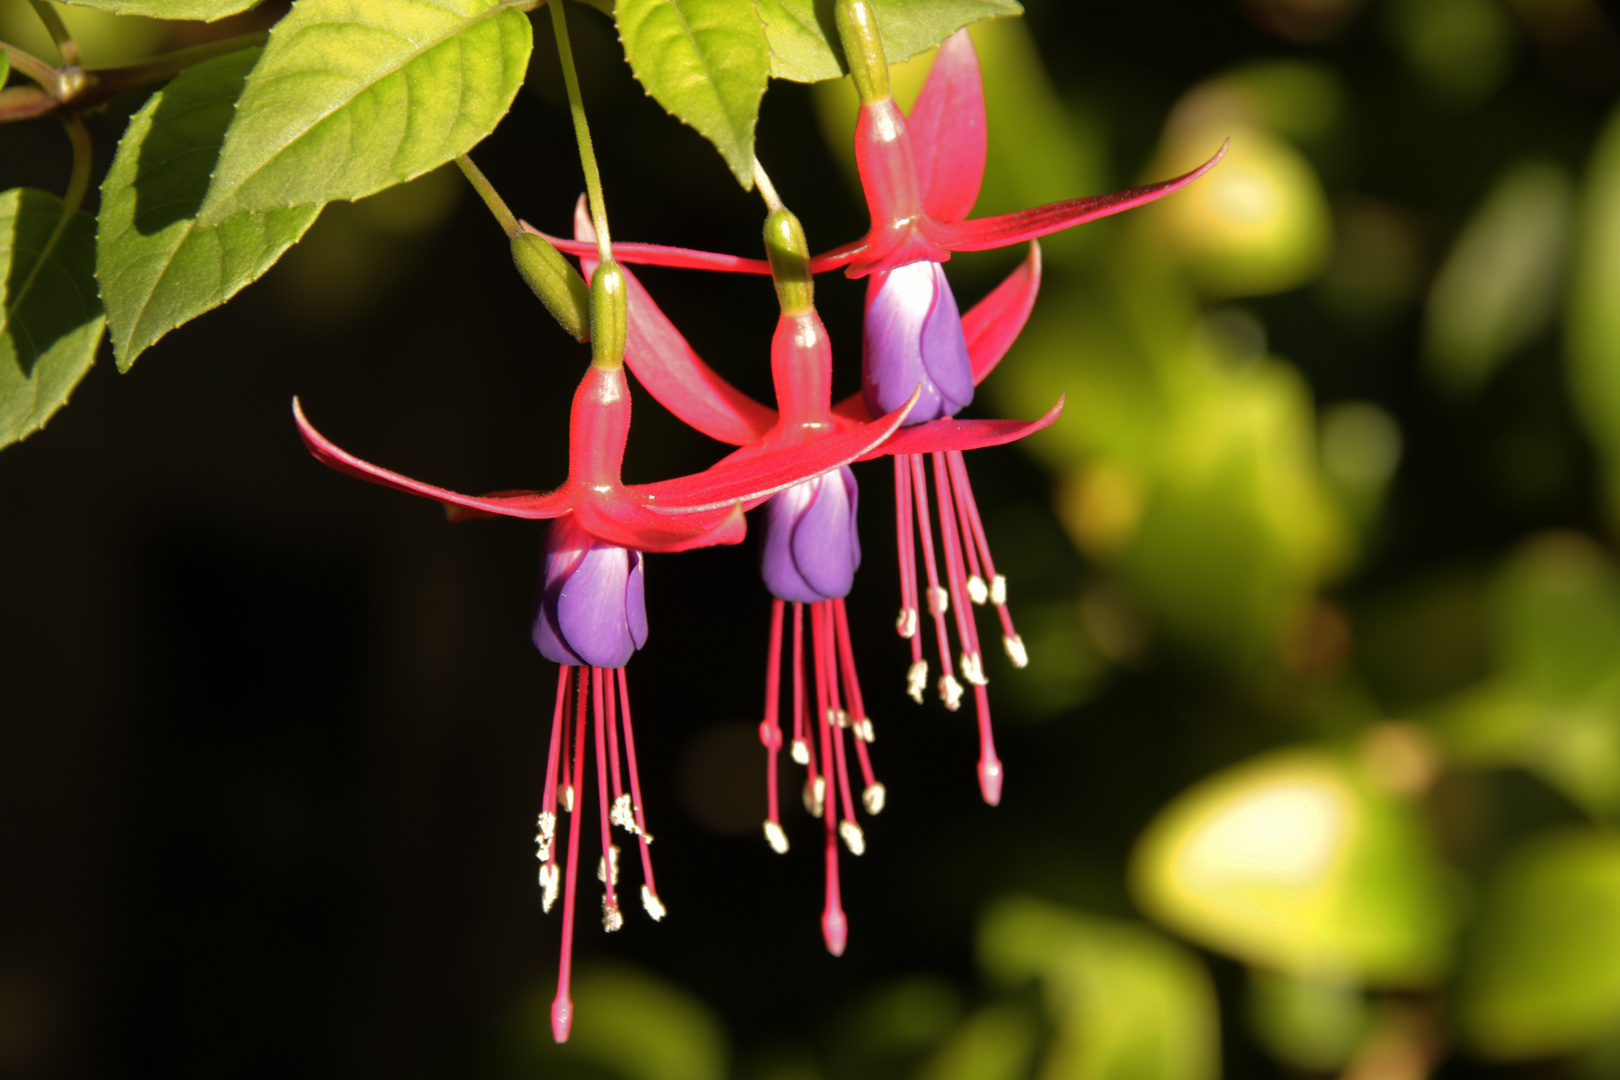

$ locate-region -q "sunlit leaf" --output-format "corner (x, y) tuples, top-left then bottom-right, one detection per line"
(59, 0), (263, 18)
(1424, 160), (1572, 395)
(1130, 748), (1454, 986)
(616, 0), (769, 188)
(979, 898), (1219, 1080)
(98, 48), (319, 370)
(1457, 830), (1620, 1061)
(198, 0), (531, 223)
(1, 188), (104, 449)
(759, 0), (1021, 83)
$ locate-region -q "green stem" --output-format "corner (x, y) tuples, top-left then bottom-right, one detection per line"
(0, 115), (91, 338)
(29, 1), (80, 68)
(1, 40), (58, 90)
(456, 154), (519, 235)
(547, 0), (611, 260)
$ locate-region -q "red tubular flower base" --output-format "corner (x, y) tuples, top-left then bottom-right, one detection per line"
(538, 665), (662, 1044)
(758, 597), (884, 956)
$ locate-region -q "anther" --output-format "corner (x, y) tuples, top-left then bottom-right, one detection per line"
(763, 820), (790, 854)
(927, 585), (949, 616)
(961, 651), (988, 686)
(597, 845), (620, 887)
(1003, 633), (1029, 668)
(940, 674), (964, 711)
(991, 574), (1008, 606)
(839, 820), (866, 855)
(610, 794), (635, 832)
(791, 738), (811, 765)
(804, 776), (826, 817)
(539, 862), (560, 912)
(862, 782), (887, 815)
(561, 784), (576, 813)
(853, 717), (875, 743)
(896, 608), (918, 638)
(834, 708), (850, 729)
(641, 885), (666, 921)
(967, 575), (989, 605)
(602, 898), (624, 932)
(906, 660), (928, 704)
(536, 811), (557, 864)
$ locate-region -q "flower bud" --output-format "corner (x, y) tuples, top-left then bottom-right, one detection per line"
(589, 259), (628, 371)
(759, 468), (861, 602)
(861, 261), (974, 424)
(765, 208), (813, 315)
(533, 515), (648, 668)
(510, 232), (591, 342)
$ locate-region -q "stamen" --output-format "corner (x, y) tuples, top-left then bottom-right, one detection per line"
(839, 820), (866, 855)
(610, 793), (636, 833)
(536, 811), (557, 866)
(538, 666), (569, 869)
(928, 585), (949, 616)
(597, 844), (620, 886)
(1004, 633), (1029, 668)
(947, 450), (1024, 651)
(906, 660), (928, 703)
(834, 707), (850, 728)
(853, 718), (875, 742)
(792, 602), (819, 782)
(991, 574), (1008, 606)
(615, 669), (661, 910)
(804, 775), (826, 817)
(896, 607), (917, 638)
(894, 457), (921, 655)
(592, 671), (618, 917)
(939, 673), (964, 711)
(551, 664), (590, 1044)
(640, 884), (666, 921)
(602, 897), (624, 932)
(909, 455), (958, 694)
(815, 604), (863, 857)
(967, 575), (989, 605)
(862, 782), (887, 815)
(561, 785), (576, 814)
(763, 819), (790, 854)
(539, 861), (560, 912)
(792, 739), (811, 765)
(961, 651), (988, 686)
(760, 598), (786, 845)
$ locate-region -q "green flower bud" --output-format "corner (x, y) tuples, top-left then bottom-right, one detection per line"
(511, 231), (591, 343)
(589, 260), (628, 371)
(764, 208), (814, 315)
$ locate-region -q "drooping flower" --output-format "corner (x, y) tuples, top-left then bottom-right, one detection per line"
(292, 267), (924, 1040)
(569, 198), (1061, 954)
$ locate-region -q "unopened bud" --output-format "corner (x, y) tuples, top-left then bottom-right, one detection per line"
(967, 575), (989, 605)
(641, 885), (666, 921)
(511, 231), (590, 342)
(839, 820), (866, 855)
(907, 660), (928, 703)
(1003, 633), (1028, 668)
(862, 782), (886, 815)
(589, 260), (628, 370)
(764, 819), (790, 854)
(764, 208), (813, 314)
(834, 0), (890, 103)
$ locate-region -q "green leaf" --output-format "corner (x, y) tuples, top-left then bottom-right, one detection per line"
(1569, 101), (1620, 516)
(979, 898), (1219, 1080)
(1130, 748), (1455, 987)
(98, 48), (319, 370)
(1, 188), (104, 449)
(198, 0), (532, 224)
(616, 0), (769, 188)
(59, 0), (264, 19)
(1456, 829), (1620, 1061)
(758, 0), (1022, 83)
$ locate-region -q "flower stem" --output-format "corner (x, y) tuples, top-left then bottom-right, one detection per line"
(548, 0), (611, 261)
(1, 40), (58, 90)
(28, 2), (79, 68)
(455, 154), (519, 236)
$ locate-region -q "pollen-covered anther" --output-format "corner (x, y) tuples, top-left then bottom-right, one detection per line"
(961, 651), (988, 686)
(834, 708), (850, 729)
(896, 607), (918, 638)
(839, 820), (866, 855)
(535, 811), (556, 863)
(597, 844), (620, 887)
(940, 673), (964, 711)
(610, 793), (635, 832)
(539, 861), (560, 912)
(991, 574), (1008, 605)
(862, 782), (887, 815)
(602, 898), (624, 932)
(764, 819), (790, 854)
(1004, 633), (1028, 668)
(853, 717), (875, 743)
(967, 575), (989, 605)
(791, 738), (811, 765)
(928, 585), (949, 616)
(641, 885), (666, 921)
(804, 776), (827, 817)
(906, 660), (928, 703)
(561, 784), (576, 814)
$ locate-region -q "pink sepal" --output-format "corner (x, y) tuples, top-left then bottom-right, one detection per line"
(964, 241), (1041, 385)
(572, 208), (778, 447)
(909, 29), (986, 225)
(648, 388), (922, 513)
(534, 225), (774, 275)
(853, 396), (1064, 461)
(932, 141), (1229, 250)
(576, 499), (746, 553)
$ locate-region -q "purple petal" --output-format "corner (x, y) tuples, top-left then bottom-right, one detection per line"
(625, 551), (648, 650)
(759, 481), (822, 603)
(758, 470), (862, 602)
(861, 261), (974, 424)
(531, 516), (646, 669)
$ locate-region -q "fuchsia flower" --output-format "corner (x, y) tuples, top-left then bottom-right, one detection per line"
(292, 290), (923, 1040)
(567, 196), (1062, 954)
